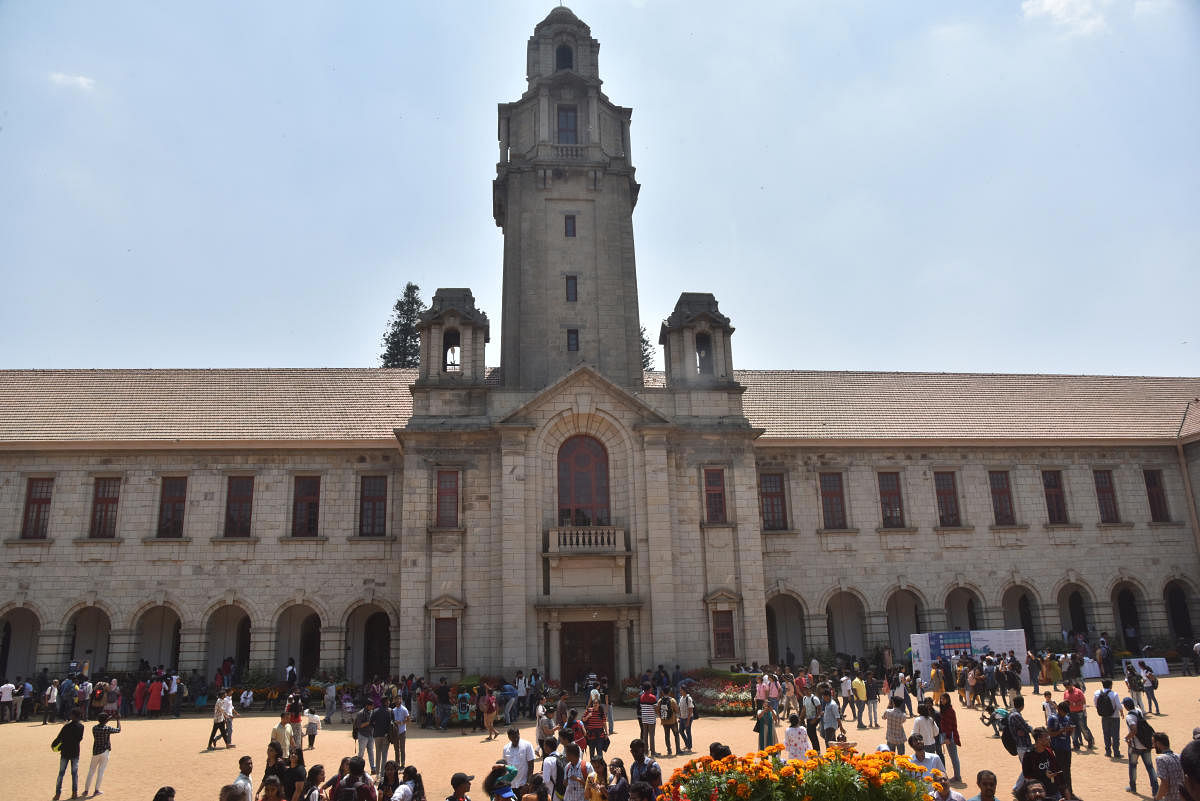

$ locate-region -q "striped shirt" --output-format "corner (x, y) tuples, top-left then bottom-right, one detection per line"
(92, 724), (119, 755)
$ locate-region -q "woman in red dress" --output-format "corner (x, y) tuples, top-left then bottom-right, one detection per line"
(133, 680), (147, 716)
(147, 678), (164, 717)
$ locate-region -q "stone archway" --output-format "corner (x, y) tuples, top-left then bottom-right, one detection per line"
(945, 587), (982, 632)
(206, 605), (251, 681)
(0, 608), (40, 679)
(135, 605), (181, 669)
(277, 604), (321, 682)
(345, 604), (391, 683)
(1002, 585), (1039, 649)
(1111, 582), (1144, 652)
(67, 606), (111, 674)
(1164, 580), (1194, 642)
(885, 589), (924, 656)
(826, 592), (866, 656)
(766, 595), (806, 667)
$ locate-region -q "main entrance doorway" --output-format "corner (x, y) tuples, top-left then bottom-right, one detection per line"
(561, 621), (615, 685)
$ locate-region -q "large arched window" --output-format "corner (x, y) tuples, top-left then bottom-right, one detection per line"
(557, 435), (610, 526)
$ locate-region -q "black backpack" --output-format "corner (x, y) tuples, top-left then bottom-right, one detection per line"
(1095, 691), (1114, 718)
(1133, 711), (1155, 751)
(1000, 716), (1018, 756)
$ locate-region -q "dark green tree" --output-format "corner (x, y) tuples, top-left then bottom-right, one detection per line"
(380, 282), (425, 367)
(640, 326), (655, 371)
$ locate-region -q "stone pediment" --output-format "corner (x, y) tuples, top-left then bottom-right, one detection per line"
(704, 588), (742, 605)
(497, 365), (670, 427)
(426, 594), (466, 612)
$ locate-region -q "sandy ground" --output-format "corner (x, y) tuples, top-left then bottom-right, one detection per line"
(2, 676), (1197, 801)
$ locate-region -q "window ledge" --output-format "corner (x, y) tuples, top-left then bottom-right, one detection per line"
(4, 537), (53, 546)
(989, 524), (1028, 532)
(279, 535), (329, 543)
(1098, 522), (1134, 530)
(762, 528), (800, 536)
(347, 535), (398, 543)
(427, 527), (466, 535)
(210, 536), (261, 544)
(876, 527), (918, 534)
(934, 525), (974, 533)
(817, 528), (859, 536)
(699, 521), (735, 529)
(1148, 520), (1184, 528)
(142, 536), (192, 544)
(72, 537), (124, 545)
(1043, 523), (1082, 531)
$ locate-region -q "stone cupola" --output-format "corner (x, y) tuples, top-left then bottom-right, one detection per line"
(415, 288), (490, 384)
(659, 292), (737, 387)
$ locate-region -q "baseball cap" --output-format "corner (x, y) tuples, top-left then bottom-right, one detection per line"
(451, 773), (475, 788)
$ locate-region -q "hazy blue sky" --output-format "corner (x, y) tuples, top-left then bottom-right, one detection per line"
(2, 0), (1197, 375)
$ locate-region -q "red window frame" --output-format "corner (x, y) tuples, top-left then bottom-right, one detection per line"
(704, 468), (727, 524)
(224, 476), (254, 537)
(819, 472), (847, 529)
(989, 470), (1015, 526)
(156, 476), (188, 538)
(758, 473), (787, 531)
(1143, 469), (1170, 523)
(292, 476), (321, 537)
(436, 470), (460, 528)
(21, 477), (53, 539)
(1093, 469), (1120, 524)
(89, 477), (120, 539)
(878, 472), (905, 528)
(434, 618), (458, 667)
(557, 437), (610, 526)
(934, 471), (961, 527)
(1042, 470), (1068, 524)
(359, 475), (388, 536)
(712, 610), (735, 660)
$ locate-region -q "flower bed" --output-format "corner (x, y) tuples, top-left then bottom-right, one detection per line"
(663, 743), (940, 801)
(622, 670), (754, 716)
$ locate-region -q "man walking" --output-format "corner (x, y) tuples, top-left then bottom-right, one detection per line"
(370, 697), (393, 776)
(503, 726), (536, 798)
(1063, 681), (1093, 751)
(208, 688), (236, 749)
(1123, 696), (1158, 796)
(355, 698), (378, 775)
(1153, 732), (1183, 801)
(1094, 679), (1123, 759)
(391, 696), (411, 766)
(678, 685), (695, 753)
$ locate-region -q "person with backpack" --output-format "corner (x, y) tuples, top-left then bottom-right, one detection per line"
(542, 737), (566, 801)
(656, 691), (680, 757)
(1124, 664), (1146, 712)
(636, 685), (658, 756)
(627, 739), (661, 794)
(1094, 679), (1123, 758)
(1122, 696), (1159, 796)
(333, 756), (379, 801)
(1006, 695), (1033, 760)
(1138, 662), (1161, 715)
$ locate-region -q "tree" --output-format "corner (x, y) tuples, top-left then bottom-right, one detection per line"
(380, 282), (425, 368)
(640, 326), (655, 372)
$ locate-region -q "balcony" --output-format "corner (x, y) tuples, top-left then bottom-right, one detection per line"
(547, 525), (625, 554)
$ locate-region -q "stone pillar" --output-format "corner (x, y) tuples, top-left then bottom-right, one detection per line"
(251, 625), (276, 675)
(641, 434), (677, 665)
(320, 625), (346, 676)
(711, 330), (727, 380)
(178, 627), (206, 674)
(922, 607), (948, 634)
(616, 617), (630, 682)
(1142, 597), (1169, 640)
(500, 429), (532, 671)
(107, 628), (137, 672)
(587, 88), (599, 146)
(538, 87), (549, 142)
(548, 622), (561, 683)
(37, 628), (68, 673)
(731, 449), (769, 660)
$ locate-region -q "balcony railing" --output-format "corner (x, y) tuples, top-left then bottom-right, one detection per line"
(548, 526), (625, 554)
(553, 144), (585, 160)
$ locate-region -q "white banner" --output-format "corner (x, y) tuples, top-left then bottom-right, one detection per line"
(909, 629), (1030, 684)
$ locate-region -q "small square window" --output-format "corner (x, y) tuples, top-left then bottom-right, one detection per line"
(565, 215), (576, 237)
(567, 329), (579, 352)
(565, 275), (578, 302)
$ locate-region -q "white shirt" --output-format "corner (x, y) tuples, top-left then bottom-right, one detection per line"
(516, 677), (528, 697)
(392, 781), (415, 801)
(45, 685), (58, 704)
(542, 753), (563, 795)
(0, 683), (13, 702)
(504, 738), (536, 787)
(215, 695), (234, 722)
(233, 773), (253, 801)
(935, 790), (966, 801)
(909, 751), (946, 776)
(911, 715), (939, 746)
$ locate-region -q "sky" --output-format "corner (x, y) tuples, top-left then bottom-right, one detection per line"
(1, 0), (1198, 376)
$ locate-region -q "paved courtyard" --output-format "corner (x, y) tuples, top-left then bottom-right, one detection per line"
(3, 676), (1197, 800)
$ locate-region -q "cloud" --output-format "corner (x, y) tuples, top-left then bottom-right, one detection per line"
(1021, 0), (1110, 35)
(49, 72), (96, 91)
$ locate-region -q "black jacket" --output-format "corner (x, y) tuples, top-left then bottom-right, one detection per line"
(52, 720), (85, 759)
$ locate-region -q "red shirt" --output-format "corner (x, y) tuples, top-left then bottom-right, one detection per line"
(1064, 686), (1086, 713)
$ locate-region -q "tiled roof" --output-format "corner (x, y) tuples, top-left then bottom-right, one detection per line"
(0, 368), (1197, 445)
(736, 370), (1200, 441)
(0, 369), (417, 444)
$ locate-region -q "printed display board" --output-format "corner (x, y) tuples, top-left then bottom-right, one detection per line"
(910, 629), (1030, 683)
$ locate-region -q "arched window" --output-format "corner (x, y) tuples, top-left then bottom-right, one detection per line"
(442, 329), (461, 372)
(556, 44), (574, 71)
(695, 332), (714, 375)
(557, 435), (610, 526)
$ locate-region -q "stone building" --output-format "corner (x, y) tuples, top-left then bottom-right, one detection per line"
(2, 7), (1199, 685)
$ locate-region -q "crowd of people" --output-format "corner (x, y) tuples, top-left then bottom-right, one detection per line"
(17, 638), (1200, 801)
